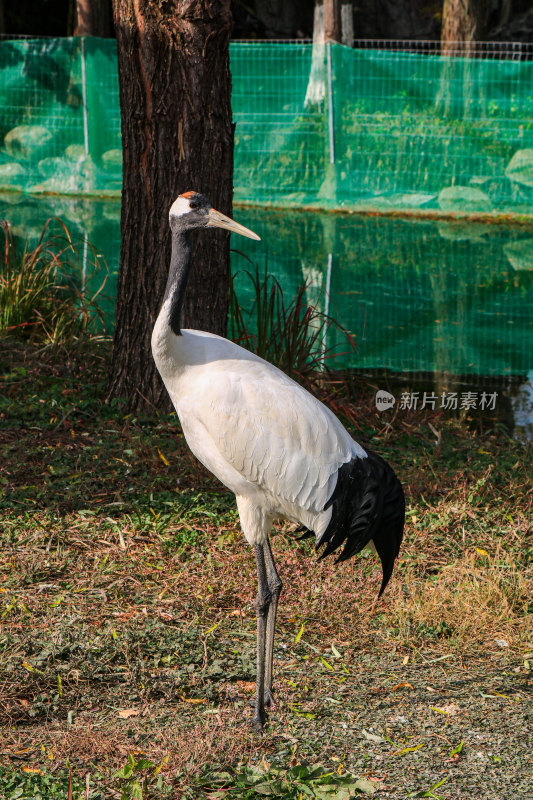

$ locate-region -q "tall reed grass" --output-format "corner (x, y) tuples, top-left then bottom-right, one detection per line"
(229, 261), (356, 380)
(0, 218), (107, 345)
(229, 261), (361, 427)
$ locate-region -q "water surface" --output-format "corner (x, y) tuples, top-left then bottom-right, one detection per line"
(2, 193), (532, 438)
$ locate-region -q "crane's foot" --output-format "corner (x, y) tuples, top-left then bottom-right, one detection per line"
(250, 714), (265, 735)
(248, 690), (275, 708)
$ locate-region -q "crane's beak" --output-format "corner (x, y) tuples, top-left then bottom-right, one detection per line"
(207, 208), (261, 241)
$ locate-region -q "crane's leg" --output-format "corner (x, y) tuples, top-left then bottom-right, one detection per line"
(264, 536), (282, 706)
(252, 543), (271, 733)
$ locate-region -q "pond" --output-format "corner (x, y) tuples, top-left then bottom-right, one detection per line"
(2, 191), (533, 439)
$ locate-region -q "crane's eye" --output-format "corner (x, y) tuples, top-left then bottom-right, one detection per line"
(189, 200), (199, 210)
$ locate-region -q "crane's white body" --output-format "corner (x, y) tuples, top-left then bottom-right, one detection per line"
(152, 296), (367, 547)
(150, 191), (403, 732)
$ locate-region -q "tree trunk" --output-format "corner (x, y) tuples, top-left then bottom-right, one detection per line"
(107, 0), (233, 412)
(324, 0), (341, 43)
(305, 2), (325, 108)
(340, 2), (353, 46)
(439, 0), (488, 119)
(76, 0), (112, 37)
(441, 0), (487, 56)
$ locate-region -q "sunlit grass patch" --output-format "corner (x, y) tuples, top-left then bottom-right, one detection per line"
(391, 544), (531, 652)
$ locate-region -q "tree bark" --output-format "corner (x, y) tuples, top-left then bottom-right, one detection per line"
(324, 0), (341, 43)
(76, 0), (112, 37)
(305, 2), (325, 108)
(340, 2), (353, 46)
(441, 0), (487, 56)
(107, 0), (233, 412)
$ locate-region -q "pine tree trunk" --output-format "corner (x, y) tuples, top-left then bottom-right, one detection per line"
(441, 0), (487, 56)
(439, 0), (487, 119)
(76, 0), (112, 37)
(323, 0), (341, 43)
(107, 0), (233, 412)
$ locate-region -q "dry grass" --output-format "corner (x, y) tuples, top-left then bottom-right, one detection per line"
(391, 545), (531, 651)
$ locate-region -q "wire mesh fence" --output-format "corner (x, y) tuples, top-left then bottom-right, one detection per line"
(350, 39), (533, 60)
(0, 37), (532, 216)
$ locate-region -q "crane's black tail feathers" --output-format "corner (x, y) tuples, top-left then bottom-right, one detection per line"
(311, 451), (405, 597)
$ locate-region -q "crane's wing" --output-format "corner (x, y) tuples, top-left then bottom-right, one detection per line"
(177, 356), (365, 513)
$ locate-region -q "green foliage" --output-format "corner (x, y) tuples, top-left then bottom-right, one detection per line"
(0, 765), (97, 800)
(193, 762), (377, 799)
(0, 218), (107, 344)
(113, 753), (169, 800)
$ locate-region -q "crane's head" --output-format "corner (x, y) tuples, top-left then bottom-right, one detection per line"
(169, 191), (260, 240)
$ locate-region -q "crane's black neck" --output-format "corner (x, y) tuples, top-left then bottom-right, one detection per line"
(163, 230), (192, 336)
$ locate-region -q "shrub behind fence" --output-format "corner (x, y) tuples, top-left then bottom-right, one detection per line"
(0, 37), (532, 216)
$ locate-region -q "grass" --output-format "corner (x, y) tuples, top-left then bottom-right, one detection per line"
(229, 260), (361, 428)
(0, 218), (107, 344)
(229, 261), (356, 380)
(0, 336), (531, 798)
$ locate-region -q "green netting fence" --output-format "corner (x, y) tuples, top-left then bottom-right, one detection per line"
(1, 37), (533, 216)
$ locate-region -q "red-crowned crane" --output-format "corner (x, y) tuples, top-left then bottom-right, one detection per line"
(151, 191), (405, 733)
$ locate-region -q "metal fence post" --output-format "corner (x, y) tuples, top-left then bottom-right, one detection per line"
(321, 252), (333, 367)
(81, 37), (90, 156)
(80, 37), (89, 288)
(327, 41), (335, 164)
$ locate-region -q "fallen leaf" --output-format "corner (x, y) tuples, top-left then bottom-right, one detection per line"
(491, 691), (513, 700)
(420, 776), (448, 796)
(180, 696), (207, 704)
(287, 703), (315, 719)
(393, 682), (414, 691)
(394, 742), (424, 756)
(430, 703), (459, 715)
(205, 620), (221, 635)
(118, 709), (140, 719)
(236, 681), (256, 693)
(362, 729), (386, 744)
(449, 739), (464, 758)
(354, 777), (378, 794)
(157, 448), (169, 466)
